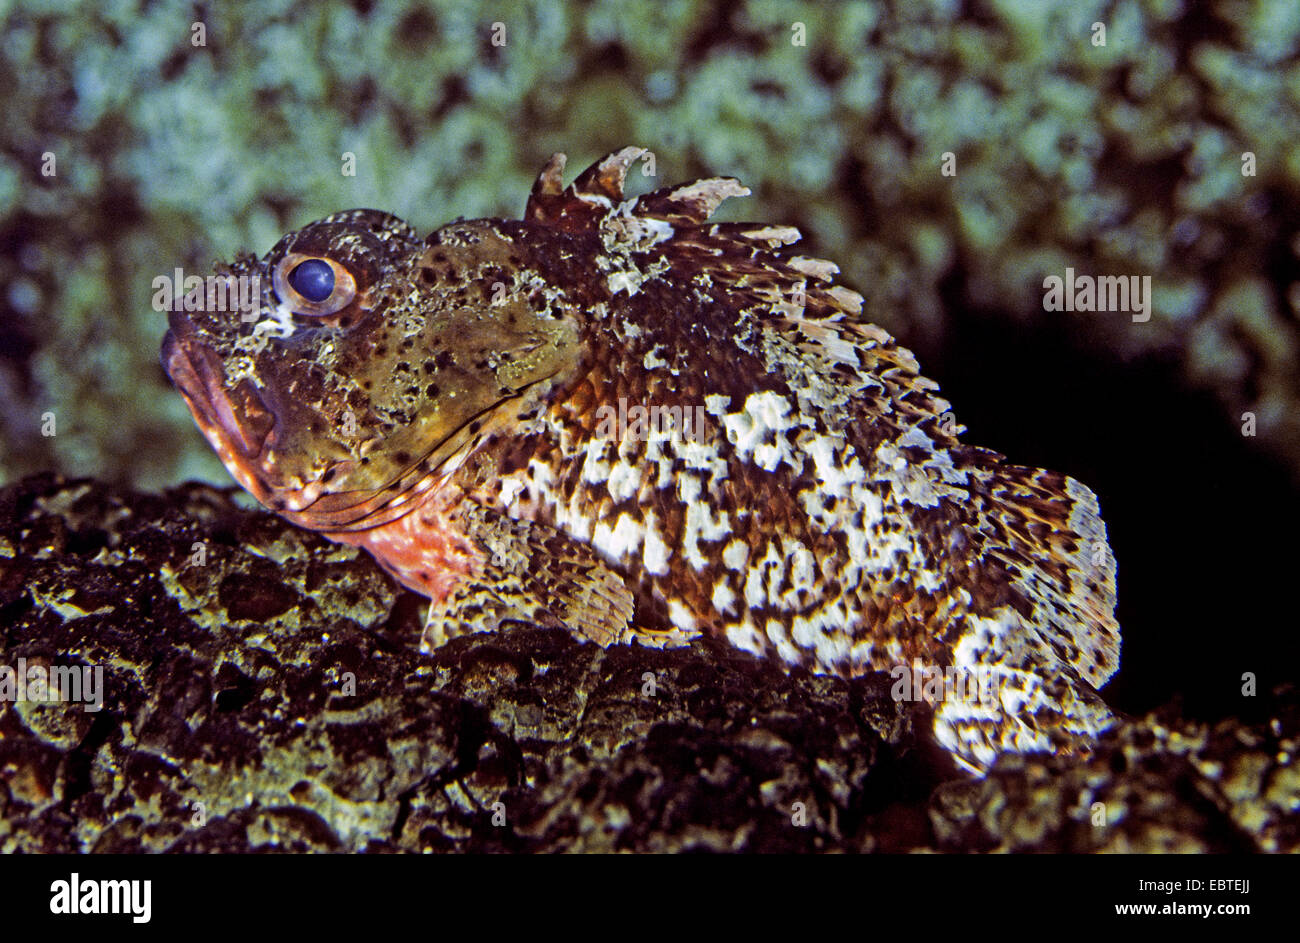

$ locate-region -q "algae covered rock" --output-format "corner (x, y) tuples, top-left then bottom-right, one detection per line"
(929, 688), (1300, 853)
(2, 473), (1294, 853)
(0, 474), (929, 852)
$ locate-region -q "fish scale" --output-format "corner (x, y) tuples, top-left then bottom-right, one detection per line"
(161, 146), (1121, 773)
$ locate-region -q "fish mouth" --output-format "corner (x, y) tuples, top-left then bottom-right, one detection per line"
(161, 314), (277, 498)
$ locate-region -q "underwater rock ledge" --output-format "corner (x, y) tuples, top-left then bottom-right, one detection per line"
(0, 474), (1294, 853)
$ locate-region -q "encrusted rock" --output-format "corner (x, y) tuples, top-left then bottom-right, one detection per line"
(2, 473), (1292, 852)
(929, 691), (1300, 853)
(0, 474), (926, 852)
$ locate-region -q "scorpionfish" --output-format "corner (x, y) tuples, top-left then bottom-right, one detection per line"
(162, 147), (1121, 773)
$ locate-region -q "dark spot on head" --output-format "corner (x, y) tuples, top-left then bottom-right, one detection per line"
(393, 451), (411, 466)
(425, 383), (440, 397)
(420, 268), (438, 285)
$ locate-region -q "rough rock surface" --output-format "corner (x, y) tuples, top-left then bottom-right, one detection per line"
(0, 474), (937, 852)
(1, 474), (1294, 852)
(931, 694), (1300, 853)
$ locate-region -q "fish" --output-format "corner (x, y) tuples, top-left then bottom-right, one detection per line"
(161, 146), (1121, 773)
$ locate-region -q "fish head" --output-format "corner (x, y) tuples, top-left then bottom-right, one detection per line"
(161, 209), (584, 531)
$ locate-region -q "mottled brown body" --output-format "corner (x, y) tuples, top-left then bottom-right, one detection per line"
(163, 148), (1121, 772)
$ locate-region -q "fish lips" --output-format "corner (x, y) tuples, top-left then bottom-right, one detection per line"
(161, 314), (276, 463)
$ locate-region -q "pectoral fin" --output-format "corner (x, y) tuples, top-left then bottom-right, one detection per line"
(421, 504), (636, 652)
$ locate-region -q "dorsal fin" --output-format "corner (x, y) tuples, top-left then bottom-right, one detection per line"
(523, 150), (905, 404)
(632, 177), (751, 224)
(529, 152), (566, 199)
(570, 146), (645, 200)
(525, 147), (646, 230)
(523, 147), (757, 231)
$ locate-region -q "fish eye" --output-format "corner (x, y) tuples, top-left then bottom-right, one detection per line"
(289, 259), (334, 301)
(272, 253), (357, 316)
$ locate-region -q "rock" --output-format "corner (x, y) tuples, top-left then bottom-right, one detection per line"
(2, 473), (1294, 853)
(0, 474), (934, 853)
(929, 691), (1300, 853)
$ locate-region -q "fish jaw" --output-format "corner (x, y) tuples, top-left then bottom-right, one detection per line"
(161, 318), (278, 503)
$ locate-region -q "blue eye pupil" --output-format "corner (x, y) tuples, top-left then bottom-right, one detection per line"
(288, 259), (335, 303)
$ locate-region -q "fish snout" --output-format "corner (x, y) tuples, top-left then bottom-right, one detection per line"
(161, 324), (275, 461)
